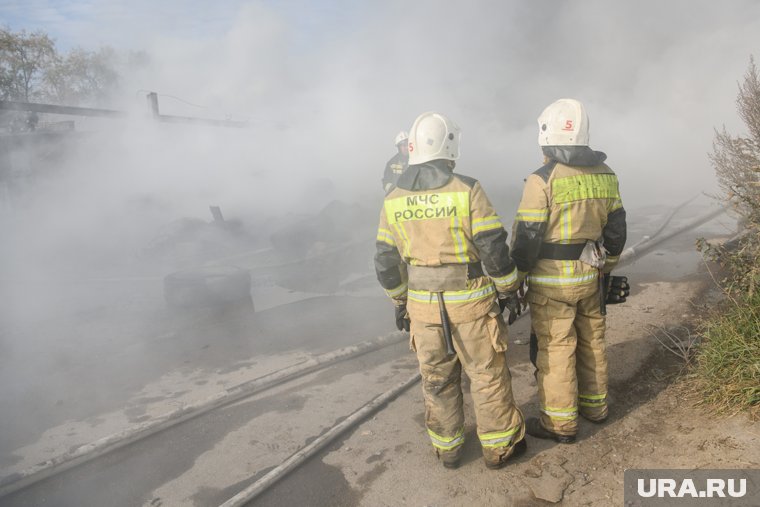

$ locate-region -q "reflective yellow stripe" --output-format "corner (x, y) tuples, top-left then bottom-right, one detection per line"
(385, 191), (470, 225)
(552, 173), (620, 204)
(544, 405), (578, 412)
(491, 268), (518, 289)
(450, 216), (469, 263)
(579, 393), (607, 407)
(528, 270), (598, 287)
(515, 208), (549, 222)
(408, 284), (496, 305)
(543, 414), (577, 421)
(541, 406), (578, 421)
(472, 215), (503, 235)
(479, 426), (520, 448)
(560, 202), (572, 241)
(609, 199), (624, 212)
(392, 222), (411, 258)
(385, 281), (408, 298)
(427, 427), (465, 450)
(579, 393), (607, 408)
(376, 228), (395, 246)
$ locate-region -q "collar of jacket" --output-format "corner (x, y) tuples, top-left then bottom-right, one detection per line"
(396, 159), (455, 191)
(542, 146), (607, 166)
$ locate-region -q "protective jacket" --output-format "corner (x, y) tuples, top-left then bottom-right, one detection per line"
(382, 152), (408, 193)
(512, 145), (627, 435)
(511, 146), (626, 292)
(375, 160), (520, 323)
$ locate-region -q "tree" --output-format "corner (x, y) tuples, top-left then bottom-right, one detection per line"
(1, 27), (121, 108)
(710, 57), (760, 226)
(0, 28), (56, 101)
(701, 56), (760, 293)
(44, 47), (120, 106)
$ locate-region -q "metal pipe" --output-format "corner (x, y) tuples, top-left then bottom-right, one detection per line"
(0, 100), (126, 118)
(618, 206), (726, 268)
(218, 373), (421, 507)
(646, 194), (700, 242)
(0, 99), (248, 128)
(0, 332), (407, 498)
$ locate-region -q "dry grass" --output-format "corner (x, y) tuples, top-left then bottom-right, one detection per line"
(647, 325), (700, 365)
(689, 287), (760, 418)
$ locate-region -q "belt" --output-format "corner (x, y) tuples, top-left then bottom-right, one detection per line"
(538, 242), (586, 261)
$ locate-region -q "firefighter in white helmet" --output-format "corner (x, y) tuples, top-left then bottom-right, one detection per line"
(511, 98), (627, 443)
(382, 130), (409, 193)
(375, 112), (526, 469)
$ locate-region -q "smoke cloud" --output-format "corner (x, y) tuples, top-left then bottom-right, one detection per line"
(5, 1), (760, 221)
(0, 0), (757, 306)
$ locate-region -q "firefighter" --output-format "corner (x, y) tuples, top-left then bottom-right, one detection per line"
(511, 98), (627, 443)
(375, 112), (526, 469)
(382, 130), (409, 193)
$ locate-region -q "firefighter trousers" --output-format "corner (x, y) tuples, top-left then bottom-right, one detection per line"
(527, 284), (608, 435)
(410, 310), (525, 462)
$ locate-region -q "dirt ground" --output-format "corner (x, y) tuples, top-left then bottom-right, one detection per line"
(255, 264), (760, 507)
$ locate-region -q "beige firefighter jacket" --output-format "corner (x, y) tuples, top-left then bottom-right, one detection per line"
(375, 160), (519, 323)
(511, 146), (627, 297)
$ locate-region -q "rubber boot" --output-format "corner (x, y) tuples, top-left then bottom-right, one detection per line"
(526, 417), (576, 444)
(437, 446), (464, 469)
(580, 411), (608, 424)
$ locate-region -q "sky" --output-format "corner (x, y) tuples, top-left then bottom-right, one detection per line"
(2, 0), (760, 243)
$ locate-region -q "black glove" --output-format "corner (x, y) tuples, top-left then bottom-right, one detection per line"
(605, 275), (630, 304)
(394, 302), (410, 332)
(498, 292), (521, 325)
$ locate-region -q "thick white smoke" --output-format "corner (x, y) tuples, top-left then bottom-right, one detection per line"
(0, 0), (757, 290)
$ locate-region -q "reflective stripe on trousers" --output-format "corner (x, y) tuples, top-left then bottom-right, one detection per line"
(541, 406), (578, 422)
(479, 425), (520, 449)
(579, 393), (607, 408)
(427, 427), (465, 451)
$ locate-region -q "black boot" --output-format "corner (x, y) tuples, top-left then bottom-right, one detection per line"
(526, 417), (576, 444)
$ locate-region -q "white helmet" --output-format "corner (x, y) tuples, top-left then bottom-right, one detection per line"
(394, 130), (408, 146)
(537, 98), (589, 147)
(407, 112), (461, 165)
